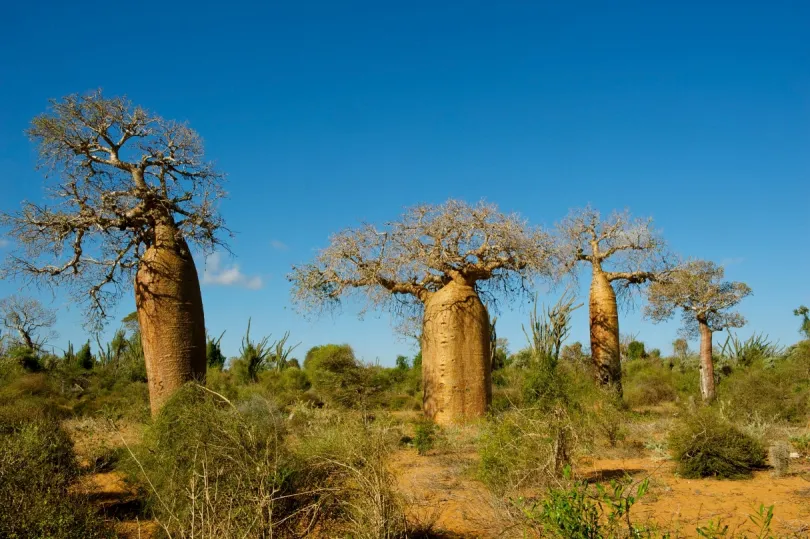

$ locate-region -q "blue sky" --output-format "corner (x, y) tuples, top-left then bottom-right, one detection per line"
(1, 1), (808, 363)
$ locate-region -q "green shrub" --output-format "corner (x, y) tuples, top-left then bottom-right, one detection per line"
(627, 341), (646, 361)
(623, 360), (677, 407)
(0, 417), (112, 537)
(76, 342), (94, 370)
(516, 467), (651, 539)
(668, 408), (766, 478)
(718, 356), (809, 424)
(412, 420), (437, 455)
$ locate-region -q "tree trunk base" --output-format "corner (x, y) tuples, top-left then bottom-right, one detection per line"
(422, 281), (491, 425)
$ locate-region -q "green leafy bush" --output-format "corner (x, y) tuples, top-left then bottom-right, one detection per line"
(627, 341), (646, 361)
(412, 420), (437, 455)
(668, 408), (766, 478)
(517, 467), (651, 539)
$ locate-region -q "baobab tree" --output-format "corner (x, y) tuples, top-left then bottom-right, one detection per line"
(290, 200), (554, 424)
(0, 295), (58, 351)
(556, 207), (672, 393)
(645, 260), (751, 403)
(0, 91), (227, 414)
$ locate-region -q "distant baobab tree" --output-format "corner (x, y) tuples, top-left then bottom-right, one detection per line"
(0, 295), (58, 351)
(0, 90), (228, 414)
(290, 200), (554, 424)
(556, 206), (673, 394)
(645, 260), (751, 403)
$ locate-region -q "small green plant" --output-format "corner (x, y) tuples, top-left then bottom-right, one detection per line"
(789, 434), (810, 457)
(413, 420), (437, 455)
(696, 504), (774, 539)
(669, 408), (766, 479)
(516, 466), (651, 539)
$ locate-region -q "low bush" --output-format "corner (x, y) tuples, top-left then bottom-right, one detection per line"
(515, 467), (652, 539)
(478, 405), (576, 495)
(125, 384), (412, 538)
(668, 408), (766, 479)
(0, 417), (112, 538)
(623, 360), (677, 407)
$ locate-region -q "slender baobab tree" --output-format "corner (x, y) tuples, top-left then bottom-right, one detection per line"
(290, 200), (554, 424)
(0, 295), (58, 351)
(556, 207), (672, 394)
(0, 90), (227, 414)
(645, 260), (751, 403)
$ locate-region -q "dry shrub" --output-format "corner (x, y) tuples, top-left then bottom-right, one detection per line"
(0, 417), (112, 538)
(125, 385), (412, 538)
(478, 405), (577, 495)
(668, 407), (766, 479)
(623, 360), (677, 407)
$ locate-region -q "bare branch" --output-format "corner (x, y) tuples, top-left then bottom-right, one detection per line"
(289, 199), (554, 319)
(644, 260), (752, 336)
(0, 90), (229, 323)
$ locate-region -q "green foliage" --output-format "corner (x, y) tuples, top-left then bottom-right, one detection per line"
(206, 331), (227, 370)
(623, 360), (678, 407)
(794, 305), (810, 339)
(8, 344), (41, 371)
(76, 341), (93, 370)
(627, 341), (646, 361)
(516, 466), (651, 539)
(238, 318), (272, 382)
(695, 504), (774, 539)
(412, 420), (437, 455)
(718, 332), (784, 368)
(717, 347), (810, 424)
(668, 408), (766, 479)
(0, 417), (112, 537)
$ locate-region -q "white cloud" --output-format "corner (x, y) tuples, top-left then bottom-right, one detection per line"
(202, 252), (263, 290)
(270, 239), (288, 251)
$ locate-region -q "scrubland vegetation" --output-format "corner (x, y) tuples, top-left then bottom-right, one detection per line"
(0, 91), (808, 537)
(1, 305), (809, 537)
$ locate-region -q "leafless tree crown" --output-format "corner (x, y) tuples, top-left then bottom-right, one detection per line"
(0, 295), (58, 350)
(556, 206), (672, 286)
(644, 260), (751, 337)
(0, 90), (228, 319)
(289, 200), (554, 316)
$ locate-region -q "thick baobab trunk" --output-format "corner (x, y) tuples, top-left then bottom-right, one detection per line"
(698, 319), (716, 403)
(421, 280), (491, 425)
(135, 223), (207, 416)
(589, 267), (622, 395)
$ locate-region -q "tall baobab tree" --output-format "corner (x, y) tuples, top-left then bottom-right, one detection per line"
(0, 295), (58, 351)
(0, 91), (227, 414)
(290, 200), (554, 424)
(556, 207), (672, 394)
(645, 260), (751, 403)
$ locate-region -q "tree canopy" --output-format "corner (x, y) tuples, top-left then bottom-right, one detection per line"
(645, 260), (752, 336)
(556, 206), (672, 291)
(289, 199), (554, 316)
(0, 90), (228, 321)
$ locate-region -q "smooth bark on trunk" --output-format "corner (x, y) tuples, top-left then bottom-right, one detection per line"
(422, 280), (491, 425)
(135, 224), (207, 416)
(698, 319), (716, 403)
(589, 268), (622, 395)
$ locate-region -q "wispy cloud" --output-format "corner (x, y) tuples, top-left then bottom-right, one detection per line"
(270, 239), (288, 251)
(202, 252), (263, 290)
